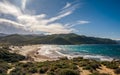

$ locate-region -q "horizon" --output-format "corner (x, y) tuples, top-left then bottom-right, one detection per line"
(0, 0), (120, 40)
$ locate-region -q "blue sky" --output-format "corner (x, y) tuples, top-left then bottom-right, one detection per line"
(0, 0), (120, 39)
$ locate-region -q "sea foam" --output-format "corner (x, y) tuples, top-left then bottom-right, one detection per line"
(38, 45), (114, 61)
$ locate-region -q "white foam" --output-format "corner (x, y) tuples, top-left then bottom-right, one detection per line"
(37, 45), (113, 61)
(83, 55), (113, 61)
(38, 45), (64, 58)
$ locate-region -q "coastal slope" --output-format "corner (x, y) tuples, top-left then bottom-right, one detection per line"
(0, 33), (117, 45)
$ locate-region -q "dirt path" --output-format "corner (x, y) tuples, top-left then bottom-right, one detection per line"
(7, 67), (15, 74)
(77, 65), (91, 75)
(97, 65), (116, 75)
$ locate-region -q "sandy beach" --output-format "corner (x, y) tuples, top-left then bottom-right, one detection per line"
(10, 45), (57, 62)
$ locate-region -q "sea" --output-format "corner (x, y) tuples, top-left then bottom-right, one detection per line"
(38, 44), (120, 61)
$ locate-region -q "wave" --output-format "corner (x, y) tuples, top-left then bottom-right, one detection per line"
(37, 45), (114, 61)
(37, 45), (63, 58)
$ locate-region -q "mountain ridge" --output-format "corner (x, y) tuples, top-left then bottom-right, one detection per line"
(0, 33), (117, 45)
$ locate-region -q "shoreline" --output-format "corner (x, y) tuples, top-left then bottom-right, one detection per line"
(9, 44), (119, 62)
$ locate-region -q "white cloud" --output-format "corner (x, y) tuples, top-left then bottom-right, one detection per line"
(0, 0), (82, 34)
(31, 23), (73, 34)
(63, 2), (71, 9)
(78, 20), (90, 24)
(21, 0), (27, 10)
(59, 2), (79, 15)
(0, 1), (22, 17)
(47, 11), (72, 23)
(0, 18), (24, 27)
(64, 20), (90, 28)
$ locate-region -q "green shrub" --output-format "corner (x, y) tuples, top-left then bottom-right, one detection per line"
(39, 66), (48, 74)
(0, 48), (25, 62)
(47, 71), (55, 75)
(0, 62), (11, 74)
(83, 61), (101, 72)
(49, 66), (58, 71)
(58, 69), (79, 75)
(54, 62), (69, 69)
(59, 57), (68, 60)
(72, 57), (84, 62)
(22, 62), (34, 68)
(102, 61), (119, 69)
(28, 67), (38, 73)
(69, 64), (78, 70)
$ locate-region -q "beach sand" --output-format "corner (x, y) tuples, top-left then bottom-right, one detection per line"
(10, 45), (57, 62)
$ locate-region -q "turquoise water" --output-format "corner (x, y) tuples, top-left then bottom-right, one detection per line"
(58, 44), (120, 61)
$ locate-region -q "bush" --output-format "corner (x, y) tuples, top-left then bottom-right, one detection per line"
(47, 71), (55, 75)
(59, 57), (68, 60)
(72, 57), (84, 62)
(82, 61), (101, 72)
(39, 66), (48, 74)
(58, 69), (79, 75)
(0, 48), (25, 62)
(102, 61), (119, 69)
(69, 64), (78, 70)
(54, 62), (69, 69)
(29, 67), (38, 73)
(0, 62), (11, 74)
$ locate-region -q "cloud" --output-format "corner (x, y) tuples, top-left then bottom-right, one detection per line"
(0, 18), (30, 34)
(16, 12), (73, 33)
(0, 18), (24, 27)
(77, 20), (90, 24)
(0, 1), (22, 17)
(21, 0), (27, 10)
(31, 23), (73, 34)
(0, 0), (81, 34)
(62, 2), (71, 9)
(47, 11), (72, 23)
(59, 2), (79, 14)
(64, 20), (90, 28)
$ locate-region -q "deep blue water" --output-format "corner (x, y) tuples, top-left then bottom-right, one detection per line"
(58, 44), (120, 61)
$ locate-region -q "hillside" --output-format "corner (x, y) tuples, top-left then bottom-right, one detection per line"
(116, 40), (120, 44)
(0, 33), (117, 45)
(0, 33), (8, 37)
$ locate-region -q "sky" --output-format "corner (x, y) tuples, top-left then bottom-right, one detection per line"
(0, 0), (120, 39)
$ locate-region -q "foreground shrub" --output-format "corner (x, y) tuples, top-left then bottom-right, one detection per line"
(102, 61), (119, 69)
(39, 66), (49, 74)
(10, 67), (26, 75)
(82, 61), (101, 72)
(47, 71), (55, 75)
(28, 67), (38, 73)
(0, 48), (25, 62)
(58, 69), (79, 75)
(0, 62), (11, 74)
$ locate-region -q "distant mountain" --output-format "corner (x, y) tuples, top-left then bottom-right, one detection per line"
(0, 33), (117, 45)
(0, 33), (8, 37)
(116, 40), (120, 44)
